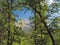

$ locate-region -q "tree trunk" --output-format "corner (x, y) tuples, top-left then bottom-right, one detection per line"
(7, 0), (11, 45)
(31, 7), (56, 45)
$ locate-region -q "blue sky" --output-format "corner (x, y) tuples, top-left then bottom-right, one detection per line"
(12, 0), (60, 20)
(13, 8), (60, 20)
(13, 8), (34, 20)
(12, 0), (54, 20)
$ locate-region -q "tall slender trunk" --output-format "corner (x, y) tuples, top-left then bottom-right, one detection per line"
(29, 1), (56, 45)
(7, 0), (14, 45)
(7, 0), (11, 45)
(31, 7), (56, 45)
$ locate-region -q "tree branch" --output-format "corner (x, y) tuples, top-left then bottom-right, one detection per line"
(29, 5), (56, 45)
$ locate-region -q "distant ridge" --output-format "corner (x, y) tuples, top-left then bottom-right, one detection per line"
(15, 19), (33, 33)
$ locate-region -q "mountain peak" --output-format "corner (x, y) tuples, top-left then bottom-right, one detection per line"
(15, 19), (32, 33)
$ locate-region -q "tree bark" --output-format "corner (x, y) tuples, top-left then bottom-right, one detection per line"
(7, 0), (11, 45)
(31, 6), (56, 45)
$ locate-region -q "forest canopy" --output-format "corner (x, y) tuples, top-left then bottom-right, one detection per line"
(0, 0), (60, 45)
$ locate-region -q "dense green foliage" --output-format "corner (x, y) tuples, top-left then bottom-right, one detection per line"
(0, 0), (60, 45)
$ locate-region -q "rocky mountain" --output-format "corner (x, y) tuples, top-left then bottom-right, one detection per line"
(15, 19), (33, 33)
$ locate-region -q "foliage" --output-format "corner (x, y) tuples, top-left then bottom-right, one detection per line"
(0, 0), (60, 45)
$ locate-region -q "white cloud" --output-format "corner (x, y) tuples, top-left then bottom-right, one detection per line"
(46, 0), (55, 4)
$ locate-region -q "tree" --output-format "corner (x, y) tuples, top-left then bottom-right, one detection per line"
(28, 0), (56, 45)
(0, 0), (24, 45)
